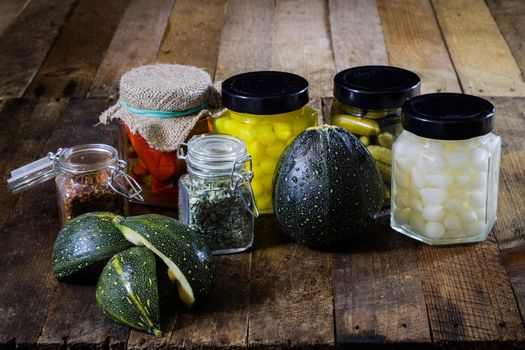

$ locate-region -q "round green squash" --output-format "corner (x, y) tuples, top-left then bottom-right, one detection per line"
(273, 125), (383, 248)
(53, 212), (133, 279)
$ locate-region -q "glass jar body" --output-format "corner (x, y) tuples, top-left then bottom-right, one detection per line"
(331, 99), (402, 204)
(211, 106), (317, 213)
(390, 130), (501, 245)
(178, 173), (254, 254)
(119, 123), (186, 208)
(55, 168), (126, 225)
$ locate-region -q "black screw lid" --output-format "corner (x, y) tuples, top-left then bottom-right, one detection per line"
(402, 93), (495, 140)
(221, 71), (309, 115)
(333, 65), (421, 110)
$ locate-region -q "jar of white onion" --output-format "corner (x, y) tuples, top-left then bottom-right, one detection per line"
(391, 93), (501, 245)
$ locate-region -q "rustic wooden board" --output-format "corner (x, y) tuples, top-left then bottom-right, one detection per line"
(420, 235), (525, 344)
(24, 0), (129, 100)
(0, 98), (69, 347)
(88, 0), (174, 97)
(35, 97), (131, 349)
(271, 0), (336, 98)
(214, 0), (274, 81)
(156, 0), (228, 75)
(489, 97), (525, 329)
(486, 0), (525, 81)
(489, 97), (525, 249)
(432, 0), (525, 96)
(127, 254), (250, 349)
(333, 215), (431, 345)
(0, 0), (29, 35)
(0, 99), (68, 231)
(0, 0), (76, 99)
(328, 0), (388, 72)
(248, 215), (334, 348)
(378, 0), (461, 94)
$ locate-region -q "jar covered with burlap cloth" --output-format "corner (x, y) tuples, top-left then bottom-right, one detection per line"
(99, 64), (221, 207)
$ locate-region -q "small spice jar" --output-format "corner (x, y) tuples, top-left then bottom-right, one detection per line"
(177, 134), (258, 255)
(391, 93), (501, 245)
(211, 71), (318, 213)
(8, 144), (143, 226)
(331, 66), (421, 204)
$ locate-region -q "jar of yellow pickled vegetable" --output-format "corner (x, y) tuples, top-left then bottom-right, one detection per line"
(331, 66), (420, 204)
(212, 71), (318, 213)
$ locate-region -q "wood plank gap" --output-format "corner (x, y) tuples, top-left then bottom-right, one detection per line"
(328, 0), (388, 72)
(156, 0), (228, 77)
(214, 0), (275, 81)
(0, 0), (78, 99)
(428, 0), (465, 94)
(432, 0), (525, 96)
(378, 0), (461, 94)
(485, 0), (525, 82)
(23, 0), (130, 100)
(88, 0), (175, 98)
(271, 0), (336, 98)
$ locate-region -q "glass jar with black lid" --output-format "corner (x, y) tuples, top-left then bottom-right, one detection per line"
(331, 65), (421, 204)
(212, 71), (318, 213)
(391, 93), (501, 245)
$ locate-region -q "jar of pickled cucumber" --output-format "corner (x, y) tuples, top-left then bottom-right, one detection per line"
(331, 66), (421, 204)
(391, 93), (501, 245)
(212, 71), (318, 213)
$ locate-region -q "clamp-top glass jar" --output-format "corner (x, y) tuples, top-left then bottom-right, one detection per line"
(211, 71), (318, 213)
(7, 144), (143, 225)
(331, 66), (421, 204)
(391, 93), (501, 245)
(177, 134), (258, 255)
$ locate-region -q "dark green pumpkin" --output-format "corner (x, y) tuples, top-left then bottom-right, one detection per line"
(52, 212), (133, 279)
(113, 214), (215, 307)
(96, 247), (161, 336)
(273, 125), (383, 248)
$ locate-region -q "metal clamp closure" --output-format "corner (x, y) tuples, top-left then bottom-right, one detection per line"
(230, 155), (259, 218)
(108, 160), (144, 201)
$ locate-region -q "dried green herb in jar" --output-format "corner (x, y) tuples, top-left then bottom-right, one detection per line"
(178, 134), (258, 255)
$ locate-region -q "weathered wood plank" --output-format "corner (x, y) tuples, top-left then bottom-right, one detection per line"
(420, 235), (525, 344)
(488, 97), (525, 249)
(36, 98), (130, 349)
(334, 215), (431, 345)
(0, 99), (69, 348)
(214, 0), (274, 81)
(88, 0), (174, 97)
(24, 0), (129, 100)
(127, 250), (250, 349)
(156, 0), (228, 76)
(0, 0), (76, 99)
(329, 0), (388, 72)
(486, 0), (525, 81)
(0, 99), (67, 233)
(488, 97), (525, 330)
(271, 0), (336, 98)
(378, 0), (461, 94)
(248, 215), (334, 348)
(0, 0), (30, 35)
(432, 0), (525, 96)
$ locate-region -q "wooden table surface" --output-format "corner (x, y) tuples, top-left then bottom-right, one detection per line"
(1, 0), (525, 348)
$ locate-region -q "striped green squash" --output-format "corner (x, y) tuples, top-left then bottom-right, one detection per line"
(96, 246), (161, 336)
(53, 212), (133, 279)
(113, 214), (215, 307)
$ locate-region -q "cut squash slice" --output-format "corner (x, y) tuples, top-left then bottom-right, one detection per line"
(113, 214), (215, 307)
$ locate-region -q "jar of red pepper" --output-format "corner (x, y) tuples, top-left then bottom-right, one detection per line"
(99, 64), (222, 207)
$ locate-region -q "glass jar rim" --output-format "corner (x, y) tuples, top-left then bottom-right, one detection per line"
(59, 144), (118, 174)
